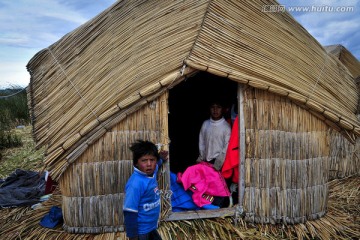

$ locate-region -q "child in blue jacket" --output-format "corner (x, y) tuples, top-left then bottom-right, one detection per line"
(123, 140), (168, 240)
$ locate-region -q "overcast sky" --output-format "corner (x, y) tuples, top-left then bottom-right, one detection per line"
(0, 0), (359, 89)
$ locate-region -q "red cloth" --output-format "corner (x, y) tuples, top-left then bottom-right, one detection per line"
(45, 175), (58, 194)
(221, 115), (239, 183)
(177, 162), (230, 207)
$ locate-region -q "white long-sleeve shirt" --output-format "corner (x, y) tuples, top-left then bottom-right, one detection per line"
(199, 117), (231, 170)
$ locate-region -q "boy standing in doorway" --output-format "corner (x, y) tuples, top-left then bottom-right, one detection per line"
(197, 100), (231, 171)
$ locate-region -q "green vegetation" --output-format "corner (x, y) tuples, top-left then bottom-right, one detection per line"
(0, 125), (45, 178)
(0, 86), (44, 178)
(0, 87), (30, 150)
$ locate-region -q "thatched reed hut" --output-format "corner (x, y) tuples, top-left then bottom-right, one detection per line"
(27, 0), (360, 234)
(325, 44), (360, 80)
(324, 44), (360, 179)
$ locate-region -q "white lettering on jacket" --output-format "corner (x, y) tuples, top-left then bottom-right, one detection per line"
(143, 199), (160, 211)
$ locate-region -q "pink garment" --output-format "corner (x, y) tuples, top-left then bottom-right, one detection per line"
(177, 162), (230, 207)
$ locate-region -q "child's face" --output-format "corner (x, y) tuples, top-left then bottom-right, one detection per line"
(210, 104), (223, 120)
(136, 154), (157, 176)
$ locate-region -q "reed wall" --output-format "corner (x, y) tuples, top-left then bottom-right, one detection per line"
(329, 129), (360, 179)
(59, 93), (169, 233)
(242, 87), (331, 224)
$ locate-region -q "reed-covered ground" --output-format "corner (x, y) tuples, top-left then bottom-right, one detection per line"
(0, 126), (359, 239)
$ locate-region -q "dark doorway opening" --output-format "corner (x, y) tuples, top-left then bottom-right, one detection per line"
(168, 71), (238, 173)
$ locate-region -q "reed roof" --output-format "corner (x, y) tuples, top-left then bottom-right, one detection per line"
(27, 0), (360, 179)
(324, 44), (360, 79)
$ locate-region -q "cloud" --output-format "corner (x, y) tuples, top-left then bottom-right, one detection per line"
(278, 0), (360, 60)
(0, 46), (40, 89)
(0, 34), (29, 45)
(0, 1), (89, 48)
(0, 0), (116, 89)
(0, 63), (30, 89)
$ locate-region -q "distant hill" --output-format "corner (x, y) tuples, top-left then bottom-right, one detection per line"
(0, 87), (27, 97)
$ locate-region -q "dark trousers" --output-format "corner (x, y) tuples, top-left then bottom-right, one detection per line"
(138, 229), (162, 240)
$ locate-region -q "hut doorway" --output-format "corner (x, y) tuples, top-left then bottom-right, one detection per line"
(168, 71), (238, 173)
(166, 72), (238, 219)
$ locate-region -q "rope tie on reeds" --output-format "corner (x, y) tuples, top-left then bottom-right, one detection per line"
(236, 205), (244, 218)
(307, 53), (328, 103)
(163, 190), (172, 200)
(166, 65), (186, 91)
(180, 63), (187, 76)
(158, 137), (170, 151)
(46, 48), (105, 131)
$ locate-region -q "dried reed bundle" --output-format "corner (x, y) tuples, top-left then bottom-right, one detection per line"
(328, 177), (360, 225)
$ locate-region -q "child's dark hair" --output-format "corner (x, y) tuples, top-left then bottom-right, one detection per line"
(208, 98), (224, 108)
(130, 140), (160, 165)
